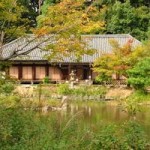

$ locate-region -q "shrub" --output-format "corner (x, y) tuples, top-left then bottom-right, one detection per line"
(73, 86), (87, 96)
(122, 121), (149, 150)
(127, 58), (150, 91)
(0, 82), (15, 94)
(57, 84), (72, 95)
(43, 76), (50, 84)
(95, 74), (112, 83)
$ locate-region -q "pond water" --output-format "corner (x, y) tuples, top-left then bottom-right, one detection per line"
(51, 101), (150, 138)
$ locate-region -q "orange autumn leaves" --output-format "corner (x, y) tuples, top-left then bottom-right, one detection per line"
(33, 0), (105, 61)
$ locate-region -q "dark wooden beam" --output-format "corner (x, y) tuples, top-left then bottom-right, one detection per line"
(46, 64), (49, 77)
(68, 64), (71, 80)
(18, 64), (22, 80)
(32, 64), (36, 80)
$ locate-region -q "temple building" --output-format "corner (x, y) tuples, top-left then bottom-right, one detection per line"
(1, 34), (140, 83)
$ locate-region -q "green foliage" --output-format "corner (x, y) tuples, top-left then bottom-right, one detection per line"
(92, 125), (121, 149)
(123, 121), (149, 149)
(0, 82), (15, 94)
(19, 0), (39, 27)
(95, 73), (112, 83)
(0, 0), (29, 44)
(41, 0), (60, 15)
(0, 73), (16, 95)
(0, 95), (20, 108)
(72, 86), (87, 96)
(93, 39), (134, 80)
(57, 84), (107, 97)
(0, 108), (149, 150)
(43, 76), (50, 84)
(57, 84), (72, 95)
(106, 1), (150, 40)
(127, 58), (150, 90)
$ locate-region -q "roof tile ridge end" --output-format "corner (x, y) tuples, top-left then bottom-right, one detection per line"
(2, 37), (23, 48)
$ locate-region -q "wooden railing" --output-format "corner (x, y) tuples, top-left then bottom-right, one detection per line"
(103, 80), (127, 87)
(18, 79), (127, 88)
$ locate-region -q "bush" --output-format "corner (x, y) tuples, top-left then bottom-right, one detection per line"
(127, 58), (150, 91)
(0, 95), (20, 108)
(92, 125), (122, 149)
(95, 74), (112, 84)
(123, 121), (149, 150)
(57, 84), (72, 95)
(73, 86), (87, 96)
(43, 76), (50, 84)
(0, 82), (15, 94)
(57, 84), (107, 97)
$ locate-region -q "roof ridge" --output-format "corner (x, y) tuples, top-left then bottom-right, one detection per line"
(1, 37), (22, 48)
(82, 34), (131, 37)
(1, 34), (36, 49)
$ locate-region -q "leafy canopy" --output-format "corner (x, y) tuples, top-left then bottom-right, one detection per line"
(93, 39), (134, 80)
(34, 0), (105, 61)
(106, 1), (150, 40)
(93, 39), (150, 81)
(0, 0), (29, 44)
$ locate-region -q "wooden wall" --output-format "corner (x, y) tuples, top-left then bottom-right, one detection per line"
(49, 67), (63, 80)
(9, 64), (91, 81)
(9, 66), (18, 79)
(22, 66), (32, 80)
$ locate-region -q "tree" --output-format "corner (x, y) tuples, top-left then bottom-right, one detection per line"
(93, 39), (150, 82)
(106, 1), (150, 40)
(0, 0), (105, 61)
(33, 0), (105, 61)
(19, 0), (39, 27)
(93, 39), (134, 81)
(127, 58), (150, 90)
(0, 0), (29, 45)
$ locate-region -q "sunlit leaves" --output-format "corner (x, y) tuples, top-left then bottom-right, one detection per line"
(0, 0), (28, 44)
(34, 0), (105, 61)
(93, 39), (138, 79)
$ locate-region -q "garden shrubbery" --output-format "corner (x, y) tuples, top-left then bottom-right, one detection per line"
(57, 84), (107, 97)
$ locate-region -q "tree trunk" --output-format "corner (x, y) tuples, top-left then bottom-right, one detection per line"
(38, 0), (43, 15)
(0, 31), (5, 60)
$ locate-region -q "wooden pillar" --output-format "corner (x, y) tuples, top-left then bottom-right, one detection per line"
(45, 64), (49, 77)
(18, 64), (22, 80)
(32, 65), (36, 80)
(90, 68), (92, 79)
(68, 64), (71, 80)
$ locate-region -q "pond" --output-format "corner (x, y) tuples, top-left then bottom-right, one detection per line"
(50, 101), (150, 138)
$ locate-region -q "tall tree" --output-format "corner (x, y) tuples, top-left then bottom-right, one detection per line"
(0, 0), (31, 60)
(0, 0), (105, 61)
(106, 1), (150, 40)
(93, 39), (150, 81)
(19, 0), (39, 27)
(34, 0), (105, 61)
(0, 0), (29, 44)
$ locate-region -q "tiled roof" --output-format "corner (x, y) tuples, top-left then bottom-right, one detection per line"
(2, 34), (141, 63)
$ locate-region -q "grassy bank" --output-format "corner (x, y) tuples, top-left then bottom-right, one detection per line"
(0, 82), (150, 149)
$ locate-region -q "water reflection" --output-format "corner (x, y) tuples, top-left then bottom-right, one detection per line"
(69, 102), (129, 123)
(52, 101), (150, 138)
